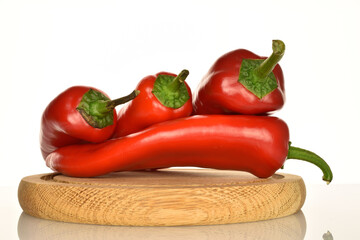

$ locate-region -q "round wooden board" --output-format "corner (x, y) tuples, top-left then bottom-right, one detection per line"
(18, 169), (306, 226)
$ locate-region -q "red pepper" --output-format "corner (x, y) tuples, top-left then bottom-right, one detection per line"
(40, 86), (139, 159)
(193, 40), (285, 115)
(112, 69), (192, 138)
(46, 115), (332, 183)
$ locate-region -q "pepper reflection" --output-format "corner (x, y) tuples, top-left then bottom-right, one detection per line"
(323, 231), (334, 240)
(18, 211), (306, 240)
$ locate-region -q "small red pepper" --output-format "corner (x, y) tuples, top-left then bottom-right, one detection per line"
(193, 40), (285, 115)
(40, 86), (139, 159)
(46, 115), (332, 183)
(113, 69), (192, 138)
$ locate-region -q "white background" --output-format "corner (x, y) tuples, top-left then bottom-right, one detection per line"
(1, 0), (360, 187)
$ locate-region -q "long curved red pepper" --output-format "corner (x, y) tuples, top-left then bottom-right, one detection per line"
(46, 115), (332, 183)
(113, 69), (192, 138)
(40, 86), (138, 159)
(193, 40), (285, 115)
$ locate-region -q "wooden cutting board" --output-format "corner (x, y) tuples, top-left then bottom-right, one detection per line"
(18, 169), (306, 226)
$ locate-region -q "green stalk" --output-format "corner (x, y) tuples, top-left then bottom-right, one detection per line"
(107, 90), (140, 109)
(151, 69), (190, 109)
(287, 143), (333, 184)
(165, 69), (189, 92)
(89, 90), (140, 117)
(254, 40), (285, 79)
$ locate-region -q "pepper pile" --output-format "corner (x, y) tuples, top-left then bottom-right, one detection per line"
(42, 40), (333, 184)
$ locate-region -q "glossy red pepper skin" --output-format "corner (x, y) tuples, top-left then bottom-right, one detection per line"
(113, 72), (192, 138)
(40, 86), (116, 159)
(192, 49), (285, 115)
(46, 115), (289, 178)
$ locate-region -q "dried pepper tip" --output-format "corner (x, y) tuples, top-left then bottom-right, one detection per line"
(272, 40), (285, 57)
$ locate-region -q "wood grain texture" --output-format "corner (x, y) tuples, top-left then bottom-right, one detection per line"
(18, 169), (306, 226)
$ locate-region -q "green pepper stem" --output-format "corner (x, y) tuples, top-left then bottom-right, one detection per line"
(254, 40), (285, 79)
(89, 90), (140, 117)
(107, 90), (140, 109)
(165, 69), (189, 92)
(287, 143), (333, 184)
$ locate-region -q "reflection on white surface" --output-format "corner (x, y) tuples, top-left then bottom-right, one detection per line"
(323, 231), (334, 240)
(18, 211), (306, 240)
